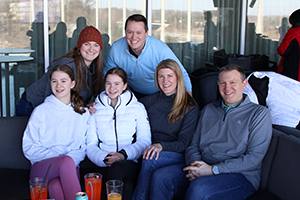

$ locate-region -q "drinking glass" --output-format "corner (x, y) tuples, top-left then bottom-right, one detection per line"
(106, 180), (123, 200)
(29, 177), (48, 200)
(84, 173), (102, 200)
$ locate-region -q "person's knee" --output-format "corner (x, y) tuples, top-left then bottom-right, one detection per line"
(141, 159), (156, 171)
(58, 156), (76, 170)
(186, 181), (207, 200)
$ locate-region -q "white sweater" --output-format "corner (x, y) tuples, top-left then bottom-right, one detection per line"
(22, 95), (90, 166)
(86, 90), (151, 167)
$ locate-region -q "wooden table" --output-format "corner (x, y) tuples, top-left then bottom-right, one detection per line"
(0, 55), (34, 116)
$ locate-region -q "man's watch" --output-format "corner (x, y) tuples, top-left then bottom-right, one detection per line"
(212, 165), (220, 175)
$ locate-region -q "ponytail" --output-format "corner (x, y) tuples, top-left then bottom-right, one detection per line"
(71, 90), (86, 114)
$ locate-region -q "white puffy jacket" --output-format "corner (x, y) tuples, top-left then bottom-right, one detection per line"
(86, 90), (151, 167)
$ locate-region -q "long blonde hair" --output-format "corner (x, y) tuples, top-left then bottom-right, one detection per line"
(156, 59), (196, 123)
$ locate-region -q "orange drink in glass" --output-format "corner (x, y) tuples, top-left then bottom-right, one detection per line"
(84, 173), (102, 200)
(29, 177), (47, 200)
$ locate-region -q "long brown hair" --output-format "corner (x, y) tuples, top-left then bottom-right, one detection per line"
(49, 64), (86, 114)
(155, 59), (196, 123)
(65, 47), (104, 97)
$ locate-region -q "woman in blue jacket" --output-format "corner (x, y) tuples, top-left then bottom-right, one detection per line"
(133, 59), (199, 200)
(23, 64), (90, 200)
(86, 67), (151, 200)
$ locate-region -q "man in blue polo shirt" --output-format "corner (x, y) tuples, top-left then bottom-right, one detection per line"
(104, 14), (191, 97)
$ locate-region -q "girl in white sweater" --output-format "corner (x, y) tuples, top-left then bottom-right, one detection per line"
(22, 64), (90, 200)
(86, 67), (151, 200)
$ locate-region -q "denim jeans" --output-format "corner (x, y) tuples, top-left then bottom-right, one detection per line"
(150, 163), (188, 200)
(132, 151), (184, 200)
(185, 173), (256, 200)
(151, 166), (256, 200)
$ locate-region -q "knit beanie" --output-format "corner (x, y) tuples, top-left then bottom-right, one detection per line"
(77, 26), (103, 49)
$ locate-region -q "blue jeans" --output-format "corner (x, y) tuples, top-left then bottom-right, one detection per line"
(151, 163), (188, 200)
(151, 166), (256, 200)
(185, 173), (256, 200)
(133, 151), (184, 200)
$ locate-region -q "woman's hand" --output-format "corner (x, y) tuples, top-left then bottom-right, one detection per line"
(143, 143), (163, 160)
(103, 152), (124, 166)
(87, 102), (96, 114)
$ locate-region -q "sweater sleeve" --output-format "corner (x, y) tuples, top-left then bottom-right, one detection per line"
(185, 108), (205, 164)
(104, 44), (118, 75)
(86, 115), (109, 167)
(22, 110), (61, 164)
(160, 106), (199, 153)
(121, 104), (151, 160)
(216, 107), (272, 174)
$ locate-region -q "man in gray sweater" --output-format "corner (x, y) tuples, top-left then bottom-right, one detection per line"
(151, 64), (272, 200)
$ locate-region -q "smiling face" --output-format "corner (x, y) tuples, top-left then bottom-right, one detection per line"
(157, 68), (178, 96)
(105, 74), (127, 102)
(50, 70), (75, 104)
(80, 41), (101, 66)
(125, 21), (148, 55)
(218, 69), (247, 105)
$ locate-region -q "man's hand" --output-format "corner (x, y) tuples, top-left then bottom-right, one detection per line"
(143, 143), (163, 160)
(183, 161), (213, 181)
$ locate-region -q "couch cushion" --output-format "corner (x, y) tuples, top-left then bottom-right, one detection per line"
(0, 117), (30, 169)
(260, 130), (280, 189)
(266, 133), (300, 200)
(190, 71), (219, 108)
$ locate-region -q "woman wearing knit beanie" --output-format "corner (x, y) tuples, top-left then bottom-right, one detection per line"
(16, 25), (105, 116)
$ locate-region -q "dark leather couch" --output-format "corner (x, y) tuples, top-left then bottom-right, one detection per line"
(1, 117), (300, 200)
(1, 70), (300, 199)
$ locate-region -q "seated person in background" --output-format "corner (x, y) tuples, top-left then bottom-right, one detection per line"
(277, 8), (300, 81)
(151, 64), (272, 200)
(22, 64), (90, 200)
(133, 59), (199, 200)
(16, 25), (105, 116)
(244, 71), (300, 130)
(86, 67), (151, 200)
(104, 14), (192, 98)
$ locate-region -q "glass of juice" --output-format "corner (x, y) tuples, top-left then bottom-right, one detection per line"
(106, 180), (123, 200)
(84, 173), (102, 200)
(29, 177), (47, 200)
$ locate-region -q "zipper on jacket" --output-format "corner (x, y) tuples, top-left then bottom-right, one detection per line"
(113, 109), (119, 152)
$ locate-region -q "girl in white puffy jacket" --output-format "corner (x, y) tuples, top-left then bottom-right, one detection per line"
(86, 67), (151, 200)
(22, 64), (90, 200)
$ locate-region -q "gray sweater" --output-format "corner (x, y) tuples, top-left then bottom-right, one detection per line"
(185, 95), (272, 189)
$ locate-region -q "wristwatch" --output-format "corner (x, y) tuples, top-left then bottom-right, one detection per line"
(212, 165), (220, 175)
